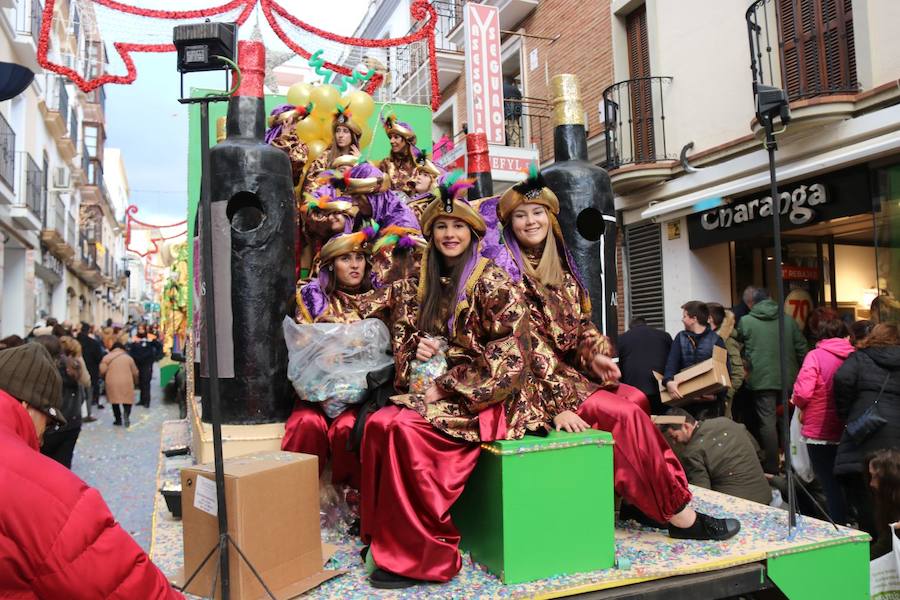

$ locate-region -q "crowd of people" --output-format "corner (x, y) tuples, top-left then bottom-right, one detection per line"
(621, 290), (900, 562)
(0, 318), (163, 467)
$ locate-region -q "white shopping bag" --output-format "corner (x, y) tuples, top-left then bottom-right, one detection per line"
(870, 524), (900, 599)
(789, 410), (815, 483)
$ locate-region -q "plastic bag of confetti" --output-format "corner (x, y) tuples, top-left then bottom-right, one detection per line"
(283, 317), (393, 418)
(408, 336), (449, 394)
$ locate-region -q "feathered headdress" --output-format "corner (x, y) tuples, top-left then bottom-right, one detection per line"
(300, 194), (357, 217)
(316, 167), (389, 195)
(318, 221), (380, 265)
(372, 225), (426, 254)
(413, 150), (442, 178)
(498, 161), (560, 222)
(381, 112), (417, 143)
(333, 103), (362, 137)
(419, 170), (485, 236)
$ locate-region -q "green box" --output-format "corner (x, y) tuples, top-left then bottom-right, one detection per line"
(452, 430), (616, 584)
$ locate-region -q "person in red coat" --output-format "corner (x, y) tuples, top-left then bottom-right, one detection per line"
(0, 343), (183, 599)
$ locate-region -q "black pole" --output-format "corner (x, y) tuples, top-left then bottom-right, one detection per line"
(198, 98), (231, 598)
(762, 115), (797, 529)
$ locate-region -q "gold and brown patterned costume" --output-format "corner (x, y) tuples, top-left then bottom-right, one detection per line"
(270, 124), (309, 187)
(516, 243), (613, 417)
(388, 260), (537, 442)
(378, 154), (417, 195)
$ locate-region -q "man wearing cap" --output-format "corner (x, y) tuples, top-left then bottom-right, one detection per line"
(0, 343), (183, 599)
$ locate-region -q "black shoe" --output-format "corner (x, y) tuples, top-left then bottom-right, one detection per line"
(113, 419), (122, 426)
(124, 416), (131, 428)
(668, 512), (741, 541)
(96, 404), (106, 409)
(359, 545), (368, 563)
(619, 503), (666, 529)
(369, 568), (418, 590)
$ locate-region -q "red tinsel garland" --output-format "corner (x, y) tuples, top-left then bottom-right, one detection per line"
(125, 205), (188, 258)
(37, 0), (442, 109)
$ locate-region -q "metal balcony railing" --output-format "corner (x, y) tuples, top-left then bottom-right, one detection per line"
(602, 76), (674, 169)
(43, 192), (66, 236)
(15, 0), (43, 39)
(15, 151), (43, 219)
(80, 235), (99, 271)
(45, 76), (69, 119)
(66, 211), (77, 247)
(0, 114), (15, 189)
(388, 0), (465, 105)
(746, 0), (858, 102)
(502, 97), (552, 152)
(69, 112), (78, 145)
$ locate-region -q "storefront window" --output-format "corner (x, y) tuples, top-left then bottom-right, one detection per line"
(872, 164), (900, 323)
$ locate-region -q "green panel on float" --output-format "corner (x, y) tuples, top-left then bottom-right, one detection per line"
(452, 429), (616, 584)
(186, 94), (432, 328)
(767, 540), (869, 600)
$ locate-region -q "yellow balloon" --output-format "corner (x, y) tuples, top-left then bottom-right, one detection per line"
(343, 89), (375, 120)
(286, 82), (312, 107)
(358, 122), (373, 150)
(310, 84), (340, 118)
(318, 116), (333, 144)
(295, 117), (322, 144)
(307, 139), (328, 161)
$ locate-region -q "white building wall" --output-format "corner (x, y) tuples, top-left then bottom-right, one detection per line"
(660, 217), (732, 335)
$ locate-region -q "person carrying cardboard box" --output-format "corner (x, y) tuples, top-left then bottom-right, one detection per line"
(663, 301), (728, 419)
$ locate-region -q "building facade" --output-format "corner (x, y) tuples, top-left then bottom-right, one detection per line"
(0, 0), (126, 336)
(610, 0), (900, 333)
(351, 0), (616, 186)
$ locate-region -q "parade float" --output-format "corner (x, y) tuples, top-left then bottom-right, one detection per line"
(38, 1), (872, 598)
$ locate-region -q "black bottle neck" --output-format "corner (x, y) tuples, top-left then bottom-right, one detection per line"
(469, 172), (493, 200)
(226, 96), (266, 141)
(554, 124), (588, 162)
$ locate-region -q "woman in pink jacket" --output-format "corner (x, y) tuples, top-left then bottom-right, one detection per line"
(792, 308), (854, 524)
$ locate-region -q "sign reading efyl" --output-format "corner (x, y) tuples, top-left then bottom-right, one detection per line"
(465, 4), (505, 144)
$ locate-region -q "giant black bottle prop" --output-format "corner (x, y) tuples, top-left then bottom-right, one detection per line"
(200, 41), (296, 424)
(466, 132), (493, 201)
(541, 74), (618, 339)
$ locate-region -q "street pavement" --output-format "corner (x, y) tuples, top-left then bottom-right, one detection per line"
(72, 367), (179, 551)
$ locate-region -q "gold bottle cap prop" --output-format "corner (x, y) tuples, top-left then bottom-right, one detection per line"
(551, 74), (585, 127)
(216, 116), (227, 143)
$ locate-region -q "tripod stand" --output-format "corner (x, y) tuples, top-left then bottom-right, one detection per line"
(759, 114), (839, 535)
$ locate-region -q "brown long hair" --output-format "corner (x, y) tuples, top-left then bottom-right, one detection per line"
(868, 449), (900, 538)
(858, 323), (900, 349)
(329, 125), (360, 159)
(417, 237), (476, 335)
(521, 230), (565, 289)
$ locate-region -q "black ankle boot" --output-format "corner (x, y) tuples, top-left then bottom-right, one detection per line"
(369, 568), (418, 589)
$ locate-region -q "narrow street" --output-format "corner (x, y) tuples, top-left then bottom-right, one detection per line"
(71, 368), (178, 551)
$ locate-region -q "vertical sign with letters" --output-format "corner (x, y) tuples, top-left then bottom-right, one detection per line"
(465, 4), (505, 144)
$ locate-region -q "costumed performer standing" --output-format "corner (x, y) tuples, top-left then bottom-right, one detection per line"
(405, 153), (443, 221)
(377, 114), (419, 194)
(303, 105), (362, 195)
(359, 182), (539, 589)
(496, 168), (741, 541)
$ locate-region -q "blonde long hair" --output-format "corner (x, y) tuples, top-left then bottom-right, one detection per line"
(521, 229), (565, 289)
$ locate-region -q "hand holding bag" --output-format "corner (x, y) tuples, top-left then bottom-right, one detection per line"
(845, 371), (891, 443)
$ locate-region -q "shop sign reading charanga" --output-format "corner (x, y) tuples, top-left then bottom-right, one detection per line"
(686, 166), (869, 249)
(700, 183), (827, 231)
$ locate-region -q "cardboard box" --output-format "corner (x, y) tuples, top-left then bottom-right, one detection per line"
(452, 430), (615, 584)
(180, 451), (340, 599)
(654, 345), (731, 407)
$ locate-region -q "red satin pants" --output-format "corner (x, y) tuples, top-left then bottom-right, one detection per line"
(577, 389), (691, 523)
(360, 406), (480, 582)
(281, 402), (361, 489)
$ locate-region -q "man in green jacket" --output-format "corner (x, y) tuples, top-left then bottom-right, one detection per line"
(661, 408), (773, 505)
(737, 288), (808, 474)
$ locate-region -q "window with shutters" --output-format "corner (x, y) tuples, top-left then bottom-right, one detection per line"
(777, 0), (857, 100)
(625, 5), (655, 163)
(625, 222), (664, 329)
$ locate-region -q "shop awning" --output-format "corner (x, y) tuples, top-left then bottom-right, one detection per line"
(639, 128), (900, 222)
